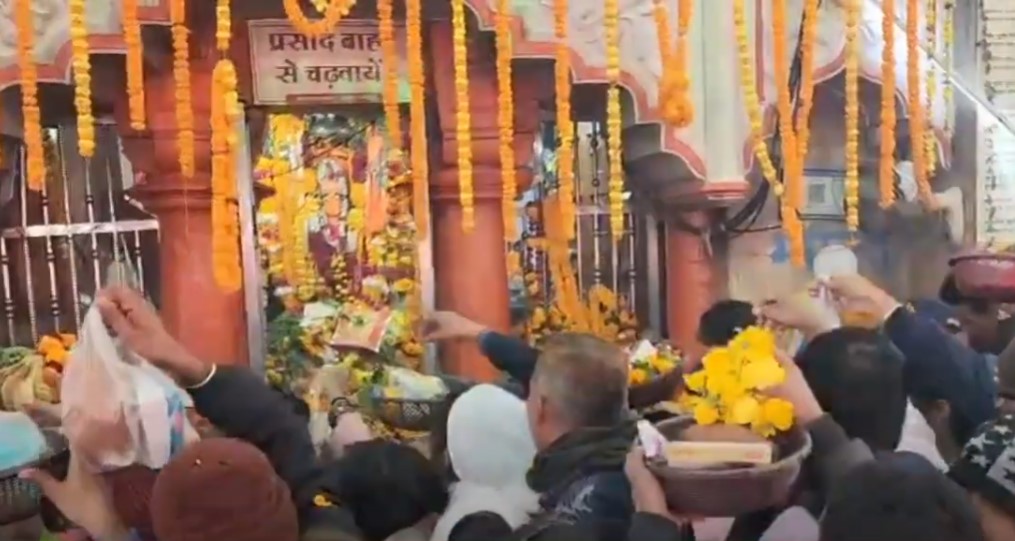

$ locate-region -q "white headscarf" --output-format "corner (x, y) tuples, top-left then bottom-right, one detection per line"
(430, 384), (540, 541)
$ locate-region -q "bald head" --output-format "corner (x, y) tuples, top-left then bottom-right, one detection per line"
(531, 333), (630, 429)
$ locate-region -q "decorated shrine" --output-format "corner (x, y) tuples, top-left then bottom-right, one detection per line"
(0, 0), (997, 410)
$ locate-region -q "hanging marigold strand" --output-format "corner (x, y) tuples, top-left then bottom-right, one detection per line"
(14, 0), (45, 191)
(406, 0), (429, 238)
(605, 0), (624, 240)
(942, 0), (954, 135)
(378, 0), (402, 149)
(655, 0), (694, 127)
(907, 0), (931, 201)
(792, 0), (819, 207)
(211, 0), (242, 291)
(879, 0), (897, 207)
(844, 0), (861, 233)
(924, 0), (938, 178)
(170, 0), (195, 178)
(732, 0), (782, 196)
(284, 0), (356, 37)
(554, 0), (576, 239)
(69, 0), (94, 158)
(495, 0), (517, 241)
(450, 0), (474, 231)
(772, 0), (804, 265)
(122, 0), (146, 130)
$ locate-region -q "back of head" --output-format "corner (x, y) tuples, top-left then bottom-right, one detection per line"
(150, 438), (299, 541)
(821, 452), (984, 541)
(697, 300), (757, 347)
(447, 384), (536, 486)
(322, 439), (448, 541)
(796, 327), (906, 451)
(533, 333), (629, 429)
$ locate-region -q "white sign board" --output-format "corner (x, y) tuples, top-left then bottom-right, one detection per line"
(247, 19), (409, 106)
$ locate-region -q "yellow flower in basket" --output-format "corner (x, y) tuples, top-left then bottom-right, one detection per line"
(629, 367), (649, 386)
(681, 326), (794, 438)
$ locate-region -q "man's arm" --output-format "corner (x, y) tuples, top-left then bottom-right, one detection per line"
(477, 331), (539, 394)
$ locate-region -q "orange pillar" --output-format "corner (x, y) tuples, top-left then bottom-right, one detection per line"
(427, 20), (538, 380)
(665, 211), (715, 356)
(115, 13), (248, 366)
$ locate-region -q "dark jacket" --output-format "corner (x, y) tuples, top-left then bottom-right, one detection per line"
(188, 366), (362, 541)
(883, 307), (997, 440)
(477, 331), (539, 395)
(630, 415), (874, 541)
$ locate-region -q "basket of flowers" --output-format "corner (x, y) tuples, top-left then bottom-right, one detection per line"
(359, 366), (449, 432)
(627, 341), (683, 410)
(643, 327), (811, 516)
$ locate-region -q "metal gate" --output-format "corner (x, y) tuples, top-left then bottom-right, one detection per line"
(0, 123), (160, 347)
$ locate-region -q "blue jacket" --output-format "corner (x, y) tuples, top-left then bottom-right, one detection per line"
(883, 307), (997, 441)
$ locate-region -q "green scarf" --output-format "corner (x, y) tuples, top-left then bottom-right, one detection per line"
(526, 419), (637, 493)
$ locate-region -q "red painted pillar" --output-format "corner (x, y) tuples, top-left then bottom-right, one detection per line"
(427, 20), (538, 380)
(665, 211), (715, 356)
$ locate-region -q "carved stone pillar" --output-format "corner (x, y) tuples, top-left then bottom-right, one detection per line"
(428, 20), (539, 381)
(665, 211), (715, 357)
(114, 14), (248, 366)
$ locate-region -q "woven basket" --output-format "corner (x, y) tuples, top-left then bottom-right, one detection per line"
(373, 397), (444, 432)
(647, 417), (811, 517)
(629, 369), (683, 410)
(0, 431), (68, 526)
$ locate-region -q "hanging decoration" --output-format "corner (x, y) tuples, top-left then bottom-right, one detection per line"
(772, 0), (804, 265)
(69, 0), (94, 158)
(732, 0), (781, 194)
(554, 0), (576, 239)
(210, 0), (242, 291)
(907, 0), (931, 201)
(495, 0), (517, 241)
(604, 0), (624, 240)
(170, 0), (195, 178)
(406, 0), (429, 238)
(378, 0), (402, 150)
(879, 0), (897, 207)
(450, 0), (474, 231)
(284, 0), (356, 37)
(654, 0), (694, 127)
(792, 0), (819, 208)
(943, 0), (954, 135)
(844, 0), (861, 233)
(14, 0), (45, 191)
(924, 0), (938, 178)
(122, 0), (146, 131)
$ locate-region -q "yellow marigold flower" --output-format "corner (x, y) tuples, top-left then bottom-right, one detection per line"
(629, 367), (648, 385)
(741, 359), (786, 391)
(59, 334), (76, 348)
(684, 370), (707, 393)
(392, 278), (415, 294)
(729, 326), (776, 358)
(761, 397), (794, 431)
(650, 355), (675, 374)
(727, 395), (761, 425)
(692, 399), (720, 426)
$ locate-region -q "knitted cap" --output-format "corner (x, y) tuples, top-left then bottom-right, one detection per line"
(150, 438), (298, 541)
(104, 465), (159, 539)
(950, 413), (1015, 517)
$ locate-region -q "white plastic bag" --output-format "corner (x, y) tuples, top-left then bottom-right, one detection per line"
(61, 305), (194, 471)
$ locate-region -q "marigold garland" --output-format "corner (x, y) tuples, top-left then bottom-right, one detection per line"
(844, 0), (861, 232)
(604, 0), (624, 240)
(879, 0), (897, 207)
(732, 0), (781, 195)
(406, 0), (429, 238)
(69, 0), (94, 158)
(14, 0), (45, 191)
(943, 0), (954, 134)
(907, 0), (931, 201)
(211, 0), (242, 291)
(554, 0), (576, 239)
(378, 0), (402, 150)
(122, 0), (146, 131)
(283, 0), (356, 37)
(792, 0), (819, 209)
(924, 0), (938, 178)
(772, 0), (804, 265)
(170, 0), (195, 178)
(495, 0), (517, 241)
(654, 0), (694, 127)
(450, 0), (474, 231)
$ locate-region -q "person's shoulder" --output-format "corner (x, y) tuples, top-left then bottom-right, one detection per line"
(566, 470), (632, 521)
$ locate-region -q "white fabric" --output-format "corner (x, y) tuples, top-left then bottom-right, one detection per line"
(896, 402), (947, 470)
(430, 482), (540, 541)
(447, 384), (537, 486)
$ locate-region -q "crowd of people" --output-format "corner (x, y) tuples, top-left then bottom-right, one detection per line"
(6, 271), (1015, 541)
